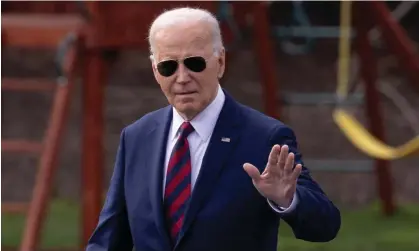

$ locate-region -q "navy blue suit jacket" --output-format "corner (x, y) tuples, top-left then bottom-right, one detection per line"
(86, 91), (341, 251)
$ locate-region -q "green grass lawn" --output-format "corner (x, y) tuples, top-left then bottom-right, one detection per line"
(2, 199), (80, 248)
(278, 202), (419, 251)
(2, 200), (419, 251)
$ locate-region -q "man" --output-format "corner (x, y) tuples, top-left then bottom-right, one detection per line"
(86, 7), (340, 251)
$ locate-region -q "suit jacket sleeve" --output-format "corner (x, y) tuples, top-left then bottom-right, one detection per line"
(86, 128), (133, 251)
(270, 125), (341, 242)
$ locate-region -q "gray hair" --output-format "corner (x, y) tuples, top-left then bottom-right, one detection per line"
(148, 7), (224, 60)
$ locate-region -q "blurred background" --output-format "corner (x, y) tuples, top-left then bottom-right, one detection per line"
(1, 1), (419, 251)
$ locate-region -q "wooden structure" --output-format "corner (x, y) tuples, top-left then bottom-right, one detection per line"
(1, 1), (418, 250)
(1, 8), (85, 251)
(354, 1), (419, 215)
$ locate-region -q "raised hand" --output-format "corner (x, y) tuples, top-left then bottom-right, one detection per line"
(243, 144), (302, 208)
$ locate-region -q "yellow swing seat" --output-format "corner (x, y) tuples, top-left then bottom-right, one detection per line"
(333, 0), (419, 160)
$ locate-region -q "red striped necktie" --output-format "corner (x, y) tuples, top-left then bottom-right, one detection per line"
(164, 121), (195, 242)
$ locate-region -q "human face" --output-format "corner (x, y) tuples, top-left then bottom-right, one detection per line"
(151, 22), (225, 120)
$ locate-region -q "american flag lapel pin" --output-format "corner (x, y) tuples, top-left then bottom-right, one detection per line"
(221, 137), (231, 142)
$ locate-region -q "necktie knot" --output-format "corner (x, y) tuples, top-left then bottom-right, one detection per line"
(179, 122), (194, 139)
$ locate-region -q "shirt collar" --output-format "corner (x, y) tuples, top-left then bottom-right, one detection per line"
(171, 85), (225, 142)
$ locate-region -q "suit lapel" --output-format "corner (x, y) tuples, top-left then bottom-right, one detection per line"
(176, 93), (243, 247)
(147, 106), (172, 249)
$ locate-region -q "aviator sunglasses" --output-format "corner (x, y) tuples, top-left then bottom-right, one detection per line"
(156, 56), (207, 77)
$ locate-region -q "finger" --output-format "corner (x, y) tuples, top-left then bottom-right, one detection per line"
(267, 144), (281, 166)
(243, 163), (261, 182)
(291, 163), (303, 180)
(278, 144), (289, 170)
(284, 152), (295, 175)
(264, 144), (281, 174)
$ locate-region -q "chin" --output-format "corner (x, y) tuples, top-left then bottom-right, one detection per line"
(177, 103), (196, 113)
(175, 103), (200, 118)
(175, 96), (196, 108)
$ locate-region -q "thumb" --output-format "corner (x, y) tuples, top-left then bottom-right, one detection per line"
(243, 163), (261, 182)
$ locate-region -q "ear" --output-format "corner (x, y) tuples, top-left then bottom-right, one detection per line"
(150, 55), (156, 71)
(150, 55), (160, 85)
(217, 48), (226, 79)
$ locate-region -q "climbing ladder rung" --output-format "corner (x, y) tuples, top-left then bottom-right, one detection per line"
(2, 202), (29, 213)
(2, 140), (43, 154)
(1, 78), (56, 92)
(1, 14), (83, 48)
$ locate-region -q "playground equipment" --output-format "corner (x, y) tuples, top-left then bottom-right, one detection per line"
(334, 1), (419, 160)
(275, 1), (418, 55)
(1, 1), (418, 250)
(1, 11), (85, 251)
(332, 0), (419, 216)
(277, 1), (418, 111)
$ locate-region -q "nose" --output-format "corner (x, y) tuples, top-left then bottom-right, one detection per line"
(175, 63), (191, 84)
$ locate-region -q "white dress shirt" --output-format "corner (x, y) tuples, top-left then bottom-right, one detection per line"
(163, 85), (298, 213)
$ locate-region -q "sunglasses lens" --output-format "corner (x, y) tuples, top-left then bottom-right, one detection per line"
(184, 56), (206, 72)
(157, 60), (178, 77)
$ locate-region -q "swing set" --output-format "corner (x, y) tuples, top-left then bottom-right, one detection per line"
(334, 1), (419, 160)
